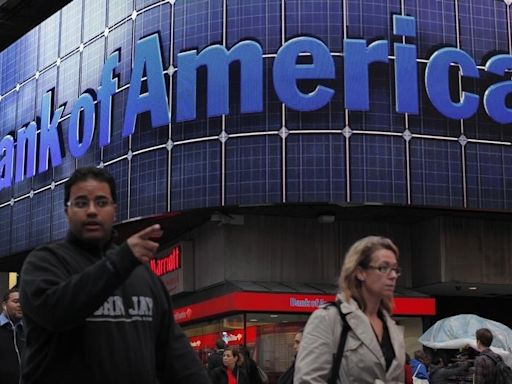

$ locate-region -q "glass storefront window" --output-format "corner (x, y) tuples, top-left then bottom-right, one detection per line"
(183, 314), (244, 367)
(182, 312), (425, 383)
(182, 312), (309, 382)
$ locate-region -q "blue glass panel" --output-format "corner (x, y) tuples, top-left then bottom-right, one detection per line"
(52, 119), (78, 182)
(12, 169), (32, 198)
(403, 0), (456, 59)
(171, 141), (221, 210)
(0, 92), (17, 136)
(16, 29), (38, 84)
(105, 161), (129, 222)
(466, 143), (509, 210)
(136, 0), (160, 10)
(107, 20), (134, 86)
(225, 60), (281, 134)
(38, 13), (61, 70)
(32, 168), (53, 194)
(57, 53), (80, 115)
(103, 88), (130, 161)
(408, 62), (459, 137)
(410, 139), (463, 207)
(11, 198), (31, 253)
(350, 64), (404, 133)
(227, 0), (281, 53)
(350, 134), (406, 204)
(459, 0), (509, 65)
(16, 78), (36, 128)
(1, 43), (18, 94)
(51, 184), (68, 241)
(174, 0), (222, 64)
(287, 134), (345, 203)
(80, 38), (106, 93)
(0, 206), (11, 256)
(60, 0), (83, 57)
(286, 0), (343, 51)
(108, 0), (134, 26)
(29, 192), (52, 248)
(284, 57), (343, 131)
(225, 136), (281, 205)
(76, 134), (102, 169)
(346, 0), (400, 40)
(129, 103), (170, 151)
(0, 181), (12, 203)
(129, 149), (167, 218)
(463, 74), (507, 143)
(83, 0), (107, 43)
(134, 2), (171, 69)
(35, 67), (58, 116)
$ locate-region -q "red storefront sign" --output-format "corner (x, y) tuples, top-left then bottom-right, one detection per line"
(189, 326), (257, 350)
(173, 292), (436, 324)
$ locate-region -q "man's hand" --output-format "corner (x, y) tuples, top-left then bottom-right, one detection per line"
(126, 224), (163, 264)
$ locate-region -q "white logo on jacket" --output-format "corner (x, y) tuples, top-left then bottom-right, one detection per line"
(88, 296), (153, 322)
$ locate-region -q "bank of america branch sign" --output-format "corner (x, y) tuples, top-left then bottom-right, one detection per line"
(0, 0), (511, 257)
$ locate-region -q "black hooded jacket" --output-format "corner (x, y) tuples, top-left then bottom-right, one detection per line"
(19, 232), (210, 384)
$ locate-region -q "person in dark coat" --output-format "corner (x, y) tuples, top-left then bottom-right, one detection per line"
(277, 330), (303, 384)
(19, 167), (210, 384)
(239, 346), (263, 384)
(474, 328), (501, 384)
(430, 360), (471, 384)
(211, 347), (250, 384)
(0, 287), (24, 384)
(208, 339), (227, 375)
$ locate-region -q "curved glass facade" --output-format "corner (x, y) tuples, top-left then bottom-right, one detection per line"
(0, 0), (511, 256)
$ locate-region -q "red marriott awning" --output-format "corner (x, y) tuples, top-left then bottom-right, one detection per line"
(173, 292), (436, 324)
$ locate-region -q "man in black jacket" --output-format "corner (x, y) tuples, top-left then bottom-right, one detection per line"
(277, 330), (302, 384)
(208, 339), (226, 374)
(0, 287), (24, 384)
(20, 167), (211, 384)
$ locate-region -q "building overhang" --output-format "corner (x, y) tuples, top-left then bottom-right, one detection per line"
(172, 281), (436, 325)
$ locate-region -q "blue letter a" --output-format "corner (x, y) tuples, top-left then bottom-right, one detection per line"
(123, 34), (169, 137)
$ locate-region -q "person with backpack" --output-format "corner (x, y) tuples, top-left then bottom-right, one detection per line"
(208, 339), (227, 376)
(474, 327), (511, 384)
(294, 236), (405, 383)
(277, 330), (303, 384)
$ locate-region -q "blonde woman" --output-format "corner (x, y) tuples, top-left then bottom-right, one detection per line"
(294, 236), (405, 384)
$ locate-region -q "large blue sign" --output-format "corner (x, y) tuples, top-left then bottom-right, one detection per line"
(0, 0), (511, 256)
(2, 14), (511, 189)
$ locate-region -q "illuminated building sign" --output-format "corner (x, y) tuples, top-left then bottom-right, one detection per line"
(154, 241), (193, 296)
(150, 245), (181, 277)
(188, 327), (257, 350)
(173, 292), (436, 324)
(1, 14), (511, 190)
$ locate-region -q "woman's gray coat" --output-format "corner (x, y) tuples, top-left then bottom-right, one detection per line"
(294, 294), (405, 384)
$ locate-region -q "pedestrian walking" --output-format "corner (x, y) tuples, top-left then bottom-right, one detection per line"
(294, 236), (405, 383)
(19, 166), (210, 384)
(0, 287), (24, 384)
(211, 347), (249, 384)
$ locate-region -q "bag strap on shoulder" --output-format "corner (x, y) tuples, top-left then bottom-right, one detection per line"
(327, 301), (351, 384)
(483, 352), (500, 365)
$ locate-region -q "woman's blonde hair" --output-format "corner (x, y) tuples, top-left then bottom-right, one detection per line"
(338, 236), (399, 313)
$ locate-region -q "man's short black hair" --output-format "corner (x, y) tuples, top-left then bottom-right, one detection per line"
(2, 287), (18, 304)
(476, 328), (493, 348)
(215, 339), (226, 350)
(64, 167), (117, 206)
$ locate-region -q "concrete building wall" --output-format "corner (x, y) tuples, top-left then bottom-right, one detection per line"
(178, 213), (512, 298)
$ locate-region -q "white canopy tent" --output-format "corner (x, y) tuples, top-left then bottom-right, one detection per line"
(419, 314), (512, 366)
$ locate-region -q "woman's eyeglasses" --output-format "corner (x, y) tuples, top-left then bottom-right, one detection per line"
(366, 264), (402, 276)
